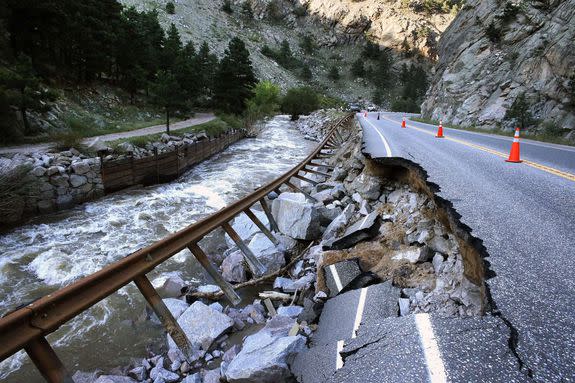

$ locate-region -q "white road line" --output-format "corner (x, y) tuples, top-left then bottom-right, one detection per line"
(361, 117), (392, 157)
(329, 264), (343, 292)
(415, 313), (448, 383)
(351, 287), (368, 339)
(336, 340), (344, 370)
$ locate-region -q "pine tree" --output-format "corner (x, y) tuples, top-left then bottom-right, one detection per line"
(196, 41), (218, 100)
(505, 93), (533, 129)
(0, 56), (56, 135)
(351, 59), (365, 78)
(301, 65), (312, 81)
(328, 66), (340, 81)
(299, 35), (315, 55)
(151, 70), (185, 134)
(163, 23), (183, 71)
(214, 38), (257, 114)
(165, 2), (175, 14)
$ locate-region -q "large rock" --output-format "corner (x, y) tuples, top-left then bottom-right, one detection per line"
(322, 204), (355, 242)
(347, 169), (381, 200)
(94, 376), (136, 383)
(225, 210), (269, 248)
(248, 233), (285, 273)
(221, 250), (247, 283)
(323, 210), (380, 250)
(225, 316), (306, 383)
(271, 193), (321, 240)
(168, 301), (234, 352)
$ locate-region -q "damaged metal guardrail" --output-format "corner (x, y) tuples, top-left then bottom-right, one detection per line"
(0, 113), (354, 383)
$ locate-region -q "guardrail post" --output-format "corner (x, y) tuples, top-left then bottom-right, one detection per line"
(243, 209), (279, 245)
(187, 243), (241, 305)
(24, 337), (74, 383)
(221, 223), (266, 277)
(259, 197), (279, 233)
(293, 173), (319, 186)
(285, 181), (318, 203)
(133, 275), (198, 362)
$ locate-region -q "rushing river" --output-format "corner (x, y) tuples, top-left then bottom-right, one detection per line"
(0, 116), (316, 382)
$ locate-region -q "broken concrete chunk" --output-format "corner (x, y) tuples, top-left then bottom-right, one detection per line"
(277, 305), (304, 318)
(248, 233), (285, 274)
(323, 210), (381, 250)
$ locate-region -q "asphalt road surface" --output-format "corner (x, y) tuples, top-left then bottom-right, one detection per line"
(354, 112), (575, 382)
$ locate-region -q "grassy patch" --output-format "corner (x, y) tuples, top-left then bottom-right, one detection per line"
(410, 117), (574, 146)
(107, 118), (234, 149)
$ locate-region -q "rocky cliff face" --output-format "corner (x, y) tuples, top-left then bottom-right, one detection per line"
(298, 0), (454, 58)
(422, 0), (575, 138)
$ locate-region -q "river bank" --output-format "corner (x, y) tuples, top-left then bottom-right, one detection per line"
(59, 114), (485, 383)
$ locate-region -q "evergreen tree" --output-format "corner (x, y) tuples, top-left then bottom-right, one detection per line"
(278, 40), (293, 66)
(196, 42), (218, 100)
(123, 65), (147, 104)
(222, 0), (233, 14)
(351, 59), (365, 78)
(505, 93), (533, 129)
(150, 70), (185, 134)
(299, 35), (315, 55)
(301, 65), (312, 81)
(214, 38), (257, 114)
(328, 66), (340, 81)
(165, 2), (175, 14)
(0, 56), (56, 135)
(372, 50), (394, 89)
(163, 23), (183, 71)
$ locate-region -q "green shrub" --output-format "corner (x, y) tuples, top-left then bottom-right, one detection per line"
(222, 0), (233, 14)
(281, 87), (320, 120)
(165, 2), (175, 14)
(50, 130), (87, 151)
(486, 21), (502, 43)
(299, 35), (315, 55)
(391, 97), (420, 113)
(505, 93), (533, 129)
(301, 65), (313, 80)
(328, 66), (340, 81)
(293, 6), (307, 17)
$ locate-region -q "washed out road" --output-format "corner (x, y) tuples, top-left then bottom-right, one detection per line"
(357, 112), (575, 381)
(0, 113), (215, 154)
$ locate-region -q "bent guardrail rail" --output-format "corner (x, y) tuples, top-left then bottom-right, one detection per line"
(0, 113), (354, 383)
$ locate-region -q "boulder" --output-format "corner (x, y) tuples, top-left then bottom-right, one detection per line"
(94, 376), (136, 383)
(163, 298), (189, 319)
(150, 365), (179, 383)
(203, 368), (221, 383)
(181, 373), (202, 383)
(277, 305), (304, 318)
(225, 210), (269, 248)
(69, 174), (87, 187)
(159, 276), (186, 298)
(322, 204), (356, 242)
(71, 161), (91, 175)
(30, 166), (46, 177)
(167, 301), (234, 352)
(347, 169), (381, 200)
(248, 233), (285, 273)
(271, 193), (321, 240)
(221, 250), (247, 283)
(225, 317), (306, 383)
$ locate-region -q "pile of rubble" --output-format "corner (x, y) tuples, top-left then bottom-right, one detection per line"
(76, 119), (484, 383)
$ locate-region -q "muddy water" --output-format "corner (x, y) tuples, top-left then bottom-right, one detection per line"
(0, 116), (316, 382)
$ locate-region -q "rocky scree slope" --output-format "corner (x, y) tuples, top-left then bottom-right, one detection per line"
(122, 0), (456, 101)
(422, 0), (575, 139)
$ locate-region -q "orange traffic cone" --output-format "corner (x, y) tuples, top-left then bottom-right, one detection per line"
(506, 128), (522, 163)
(401, 117), (406, 128)
(436, 121), (444, 138)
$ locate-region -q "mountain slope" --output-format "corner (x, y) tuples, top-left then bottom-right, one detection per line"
(121, 0), (457, 103)
(422, 0), (575, 140)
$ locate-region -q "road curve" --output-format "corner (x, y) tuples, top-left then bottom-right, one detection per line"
(359, 112), (575, 382)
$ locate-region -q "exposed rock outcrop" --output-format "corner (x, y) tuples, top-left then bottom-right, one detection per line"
(422, 0), (575, 138)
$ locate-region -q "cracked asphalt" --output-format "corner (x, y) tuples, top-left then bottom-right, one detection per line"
(353, 113), (575, 382)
